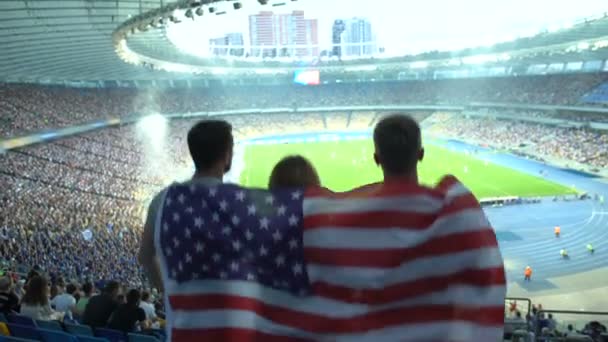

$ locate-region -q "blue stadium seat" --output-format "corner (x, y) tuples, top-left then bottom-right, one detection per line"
(94, 328), (126, 342)
(0, 313), (7, 323)
(7, 315), (36, 327)
(39, 328), (78, 342)
(1, 336), (40, 342)
(75, 336), (108, 342)
(7, 323), (40, 341)
(36, 320), (63, 331)
(127, 334), (159, 342)
(64, 324), (93, 337)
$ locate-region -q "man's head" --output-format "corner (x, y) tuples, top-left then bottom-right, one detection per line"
(126, 289), (141, 306)
(187, 120), (234, 177)
(66, 283), (77, 295)
(373, 114), (423, 180)
(103, 280), (120, 298)
(141, 291), (151, 303)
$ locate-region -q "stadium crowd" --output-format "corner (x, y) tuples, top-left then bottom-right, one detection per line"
(429, 114), (608, 169)
(2, 73), (608, 138)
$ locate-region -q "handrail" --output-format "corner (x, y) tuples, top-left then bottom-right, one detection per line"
(536, 309), (608, 336)
(506, 297), (532, 316)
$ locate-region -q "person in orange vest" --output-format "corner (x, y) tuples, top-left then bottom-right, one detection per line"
(524, 266), (532, 281)
(554, 226), (561, 238)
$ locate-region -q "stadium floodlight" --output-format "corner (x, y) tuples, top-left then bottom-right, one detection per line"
(195, 7), (204, 16)
(258, 0), (269, 4)
(233, 2), (242, 10)
(208, 6), (215, 13)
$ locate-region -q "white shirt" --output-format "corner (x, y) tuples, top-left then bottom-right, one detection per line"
(51, 293), (76, 313)
(139, 301), (157, 320)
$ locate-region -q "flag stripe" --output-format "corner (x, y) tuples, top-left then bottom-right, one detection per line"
(303, 195), (444, 216)
(172, 328), (313, 342)
(303, 193), (480, 231)
(306, 247), (504, 288)
(310, 267), (505, 305)
(168, 296), (504, 333)
(304, 229), (498, 268)
(303, 209), (489, 249)
(172, 322), (503, 342)
(164, 279), (505, 317)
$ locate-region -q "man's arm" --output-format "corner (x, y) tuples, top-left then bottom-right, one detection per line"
(138, 194), (164, 292)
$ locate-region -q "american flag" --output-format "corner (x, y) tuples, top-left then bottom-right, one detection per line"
(157, 176), (505, 341)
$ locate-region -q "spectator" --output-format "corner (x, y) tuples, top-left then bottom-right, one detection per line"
(107, 289), (148, 333)
(51, 283), (77, 319)
(139, 291), (157, 322)
(74, 282), (94, 317)
(82, 281), (120, 328)
(20, 276), (63, 321)
(268, 155), (321, 189)
(0, 275), (19, 315)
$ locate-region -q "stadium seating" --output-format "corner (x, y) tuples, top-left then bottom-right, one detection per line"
(7, 316), (35, 328)
(0, 337), (40, 342)
(38, 328), (79, 342)
(63, 324), (93, 337)
(36, 321), (63, 331)
(127, 334), (159, 342)
(6, 324), (40, 341)
(94, 328), (126, 342)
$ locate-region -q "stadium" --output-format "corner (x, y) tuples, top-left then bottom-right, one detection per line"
(1, 0), (608, 340)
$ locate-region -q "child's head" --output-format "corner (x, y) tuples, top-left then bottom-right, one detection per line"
(269, 155), (320, 189)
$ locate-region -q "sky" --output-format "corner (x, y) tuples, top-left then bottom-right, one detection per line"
(166, 0), (608, 57)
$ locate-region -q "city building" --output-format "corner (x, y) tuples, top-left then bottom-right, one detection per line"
(249, 11), (319, 58)
(209, 32), (245, 57)
(337, 18), (377, 57)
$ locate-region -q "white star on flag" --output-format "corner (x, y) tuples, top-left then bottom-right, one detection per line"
(219, 200), (228, 212)
(172, 213), (180, 223)
(173, 237), (180, 248)
(247, 273), (256, 281)
(259, 245), (268, 256)
(288, 214), (299, 226)
(272, 230), (282, 242)
(277, 205), (287, 216)
(247, 204), (257, 216)
(201, 199), (207, 208)
(231, 261), (240, 272)
(222, 226), (232, 236)
(289, 238), (298, 249)
(259, 217), (270, 230)
(185, 206), (194, 214)
(212, 213), (220, 222)
(292, 263), (303, 276)
(185, 253), (192, 263)
(235, 191), (246, 202)
(194, 217), (204, 228)
(163, 222), (169, 232)
(212, 253), (221, 262)
(202, 264), (210, 271)
(265, 195), (274, 205)
(208, 188), (217, 197)
(178, 261), (184, 272)
(275, 254), (286, 267)
(231, 215), (240, 226)
(165, 247), (172, 256)
(232, 240), (242, 251)
(245, 230), (254, 241)
(291, 191), (302, 200)
(178, 193), (186, 204)
(189, 184), (197, 194)
(184, 228), (191, 238)
(195, 242), (205, 253)
(219, 271), (228, 279)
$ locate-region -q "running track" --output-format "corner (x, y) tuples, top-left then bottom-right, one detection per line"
(442, 140), (608, 293)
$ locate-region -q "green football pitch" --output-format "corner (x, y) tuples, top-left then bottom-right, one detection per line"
(240, 140), (576, 198)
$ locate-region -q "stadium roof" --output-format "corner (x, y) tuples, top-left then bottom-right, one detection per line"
(2, 1), (608, 83)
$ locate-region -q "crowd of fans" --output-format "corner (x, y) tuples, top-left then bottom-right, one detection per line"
(2, 72), (608, 138)
(429, 114), (608, 169)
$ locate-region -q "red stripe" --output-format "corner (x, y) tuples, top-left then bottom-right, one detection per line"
(311, 266), (506, 305)
(304, 229), (498, 268)
(306, 182), (444, 200)
(304, 211), (438, 230)
(303, 193), (481, 231)
(172, 328), (313, 342)
(169, 294), (504, 333)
